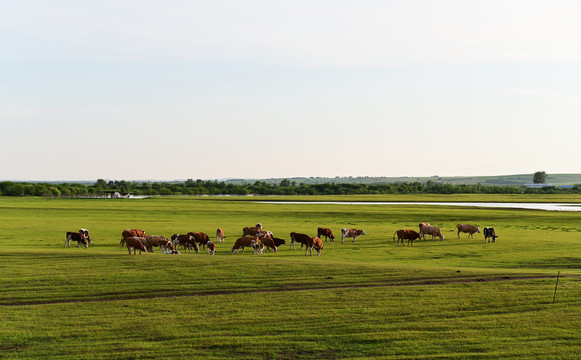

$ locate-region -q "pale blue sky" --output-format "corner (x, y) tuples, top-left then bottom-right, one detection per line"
(1, 1), (580, 181)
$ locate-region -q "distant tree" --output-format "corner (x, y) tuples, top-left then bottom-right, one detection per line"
(533, 171), (547, 184)
(280, 179), (291, 187)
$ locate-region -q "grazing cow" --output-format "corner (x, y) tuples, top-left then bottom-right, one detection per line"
(65, 231), (88, 248)
(126, 236), (146, 255)
(121, 229), (146, 246)
(317, 227), (335, 242)
(483, 227), (498, 243)
(171, 234), (200, 254)
(207, 240), (216, 255)
(258, 230), (274, 238)
(188, 232), (210, 249)
(305, 236), (324, 256)
(145, 235), (170, 253)
(290, 232), (312, 250)
(243, 226), (262, 237)
(216, 228), (226, 243)
(419, 225), (445, 241)
(393, 229), (422, 247)
(272, 237), (286, 247)
(231, 236), (260, 254)
(79, 228), (92, 244)
(452, 224), (481, 239)
(340, 228), (366, 244)
(418, 223), (433, 240)
(260, 236), (277, 253)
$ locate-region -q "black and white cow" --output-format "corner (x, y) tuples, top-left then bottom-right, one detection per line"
(483, 227), (498, 243)
(65, 231), (88, 248)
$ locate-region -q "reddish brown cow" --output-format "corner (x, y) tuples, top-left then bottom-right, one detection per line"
(121, 229), (146, 246)
(290, 232), (312, 250)
(393, 229), (422, 247)
(126, 236), (146, 255)
(317, 227), (335, 242)
(260, 236), (277, 253)
(216, 228), (226, 243)
(65, 231), (88, 248)
(272, 237), (286, 247)
(171, 234), (200, 253)
(340, 228), (366, 244)
(243, 226), (262, 237)
(188, 232), (210, 248)
(305, 236), (324, 256)
(452, 224), (481, 239)
(231, 236), (260, 254)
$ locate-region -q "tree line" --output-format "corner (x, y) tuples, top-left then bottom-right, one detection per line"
(0, 179), (580, 197)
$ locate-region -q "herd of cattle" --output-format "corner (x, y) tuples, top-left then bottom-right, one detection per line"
(64, 222), (498, 255)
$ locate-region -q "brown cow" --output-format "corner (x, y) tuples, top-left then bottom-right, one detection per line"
(243, 226), (262, 237)
(272, 237), (286, 247)
(260, 236), (277, 253)
(317, 227), (335, 242)
(418, 223), (433, 239)
(188, 232), (210, 248)
(171, 234), (200, 253)
(393, 229), (422, 247)
(79, 228), (92, 244)
(305, 236), (324, 256)
(452, 224), (481, 239)
(231, 236), (260, 254)
(340, 228), (366, 244)
(65, 231), (88, 248)
(145, 235), (170, 253)
(126, 236), (146, 255)
(216, 228), (226, 243)
(419, 225), (444, 241)
(290, 232), (312, 250)
(121, 229), (146, 246)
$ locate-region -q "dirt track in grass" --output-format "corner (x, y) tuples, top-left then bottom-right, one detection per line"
(2, 273), (574, 307)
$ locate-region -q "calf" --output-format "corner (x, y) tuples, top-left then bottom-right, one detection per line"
(483, 227), (498, 243)
(126, 236), (146, 255)
(231, 236), (260, 254)
(290, 232), (312, 250)
(393, 229), (422, 247)
(216, 228), (226, 243)
(317, 227), (335, 242)
(452, 224), (481, 239)
(305, 236), (324, 256)
(340, 228), (366, 244)
(65, 231), (88, 248)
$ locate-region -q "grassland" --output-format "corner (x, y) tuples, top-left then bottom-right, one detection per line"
(1, 195), (580, 359)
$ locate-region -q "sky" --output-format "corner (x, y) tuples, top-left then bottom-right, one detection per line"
(1, 0), (581, 181)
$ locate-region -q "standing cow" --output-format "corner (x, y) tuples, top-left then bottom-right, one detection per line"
(65, 231), (88, 248)
(216, 228), (226, 243)
(340, 228), (366, 244)
(452, 224), (481, 239)
(305, 236), (324, 256)
(483, 227), (498, 243)
(393, 229), (422, 247)
(126, 237), (146, 255)
(419, 225), (444, 241)
(317, 227), (335, 242)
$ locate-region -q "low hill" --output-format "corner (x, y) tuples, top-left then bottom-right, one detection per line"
(224, 173), (581, 187)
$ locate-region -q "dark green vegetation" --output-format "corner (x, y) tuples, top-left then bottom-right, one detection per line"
(1, 196), (581, 359)
(2, 173), (581, 197)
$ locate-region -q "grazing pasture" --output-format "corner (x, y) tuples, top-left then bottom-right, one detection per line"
(0, 195), (581, 359)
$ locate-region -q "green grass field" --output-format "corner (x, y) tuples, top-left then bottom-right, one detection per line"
(1, 195), (580, 359)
